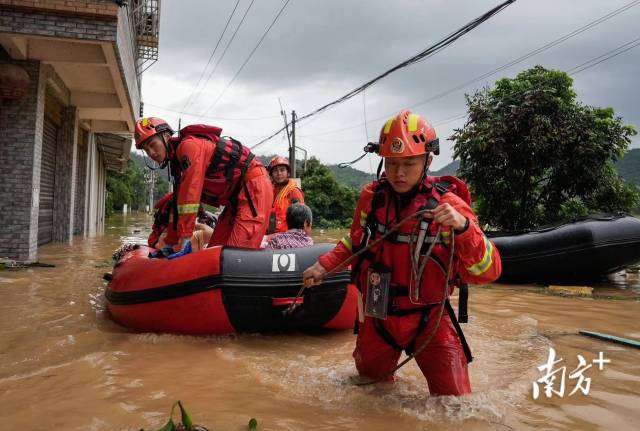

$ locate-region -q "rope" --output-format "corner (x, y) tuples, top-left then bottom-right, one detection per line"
(355, 230), (455, 386)
(285, 206), (458, 385)
(283, 208), (435, 316)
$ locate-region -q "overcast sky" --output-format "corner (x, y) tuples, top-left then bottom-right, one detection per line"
(140, 0), (640, 172)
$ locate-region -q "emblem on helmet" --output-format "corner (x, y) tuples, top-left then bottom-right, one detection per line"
(391, 138), (405, 153)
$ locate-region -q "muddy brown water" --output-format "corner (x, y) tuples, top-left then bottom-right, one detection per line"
(0, 213), (638, 430)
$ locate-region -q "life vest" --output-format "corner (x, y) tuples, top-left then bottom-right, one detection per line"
(354, 175), (472, 310)
(168, 124), (258, 215)
(268, 179), (303, 234)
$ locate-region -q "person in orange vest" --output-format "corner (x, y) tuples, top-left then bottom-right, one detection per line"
(267, 156), (305, 234)
(135, 117), (273, 252)
(303, 110), (502, 396)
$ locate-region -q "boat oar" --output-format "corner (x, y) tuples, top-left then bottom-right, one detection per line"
(578, 330), (640, 349)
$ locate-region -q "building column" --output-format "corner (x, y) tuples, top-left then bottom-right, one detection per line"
(73, 128), (89, 236)
(0, 59), (46, 260)
(86, 132), (100, 236)
(52, 105), (78, 242)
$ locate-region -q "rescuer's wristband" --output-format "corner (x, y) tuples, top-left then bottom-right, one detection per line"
(454, 217), (470, 234)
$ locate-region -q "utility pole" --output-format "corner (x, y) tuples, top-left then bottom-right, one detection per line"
(290, 110), (297, 178)
(278, 98), (292, 150)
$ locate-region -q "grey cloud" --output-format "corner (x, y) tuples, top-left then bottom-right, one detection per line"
(144, 0), (639, 166)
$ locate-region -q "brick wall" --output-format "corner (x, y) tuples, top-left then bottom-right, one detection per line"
(0, 8), (118, 41)
(0, 0), (118, 19)
(52, 105), (78, 242)
(0, 59), (45, 260)
(116, 5), (140, 119)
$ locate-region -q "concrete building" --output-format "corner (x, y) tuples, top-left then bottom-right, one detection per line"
(0, 0), (160, 260)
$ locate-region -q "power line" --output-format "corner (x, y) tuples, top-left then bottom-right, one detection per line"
(567, 36), (640, 75)
(299, 0), (640, 139)
(294, 0), (516, 124)
(416, 37), (640, 134)
(408, 0), (640, 109)
(286, 36), (640, 163)
(200, 0), (293, 117)
(252, 0), (516, 149)
(179, 0), (241, 116)
(145, 102), (279, 121)
(190, 0), (257, 118)
(362, 90), (374, 175)
(250, 124), (289, 149)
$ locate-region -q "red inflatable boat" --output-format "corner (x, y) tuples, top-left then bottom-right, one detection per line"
(105, 244), (358, 335)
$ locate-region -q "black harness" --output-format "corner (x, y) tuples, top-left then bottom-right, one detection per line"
(353, 179), (472, 363)
(170, 136), (259, 228)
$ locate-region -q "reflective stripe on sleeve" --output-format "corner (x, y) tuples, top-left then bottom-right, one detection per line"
(466, 236), (494, 276)
(177, 203), (200, 215)
(340, 236), (353, 252)
(360, 210), (368, 227)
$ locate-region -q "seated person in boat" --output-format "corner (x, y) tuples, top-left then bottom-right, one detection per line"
(267, 156), (305, 234)
(135, 117), (273, 253)
(264, 203), (314, 249)
(303, 110), (502, 396)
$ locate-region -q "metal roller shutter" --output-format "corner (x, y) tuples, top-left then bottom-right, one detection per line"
(38, 116), (57, 245)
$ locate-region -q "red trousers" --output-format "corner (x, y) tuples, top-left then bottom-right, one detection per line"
(209, 167), (273, 249)
(354, 307), (471, 396)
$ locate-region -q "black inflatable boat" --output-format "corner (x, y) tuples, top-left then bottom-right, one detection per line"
(489, 214), (640, 283)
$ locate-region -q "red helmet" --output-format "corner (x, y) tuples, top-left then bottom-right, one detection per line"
(378, 110), (439, 158)
(268, 156), (290, 173)
(134, 117), (173, 149)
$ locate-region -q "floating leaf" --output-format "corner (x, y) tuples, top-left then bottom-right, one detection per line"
(177, 401), (194, 431)
(248, 418), (258, 431)
(157, 418), (177, 431)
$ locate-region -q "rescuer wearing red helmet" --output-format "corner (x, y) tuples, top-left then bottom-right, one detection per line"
(135, 117), (273, 251)
(267, 156), (305, 234)
(303, 110), (502, 396)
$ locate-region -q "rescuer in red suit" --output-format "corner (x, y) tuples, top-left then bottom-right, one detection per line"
(303, 110), (502, 396)
(135, 117), (272, 251)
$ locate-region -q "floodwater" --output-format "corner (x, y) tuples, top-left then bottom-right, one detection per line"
(0, 213), (638, 431)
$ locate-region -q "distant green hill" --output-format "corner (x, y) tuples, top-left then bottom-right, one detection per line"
(430, 160), (460, 176)
(616, 148), (640, 186)
(327, 164), (374, 189)
(415, 149), (640, 185)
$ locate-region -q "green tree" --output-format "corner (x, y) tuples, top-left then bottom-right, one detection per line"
(451, 65), (639, 230)
(106, 159), (152, 215)
(301, 157), (360, 228)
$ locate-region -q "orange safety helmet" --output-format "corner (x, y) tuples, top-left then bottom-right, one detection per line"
(134, 117), (174, 149)
(378, 110), (439, 158)
(268, 156), (290, 173)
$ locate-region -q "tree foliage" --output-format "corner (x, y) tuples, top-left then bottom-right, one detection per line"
(301, 157), (360, 228)
(106, 158), (153, 216)
(451, 65), (639, 230)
